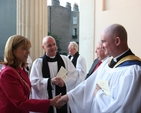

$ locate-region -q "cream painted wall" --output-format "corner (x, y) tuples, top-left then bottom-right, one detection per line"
(80, 0), (141, 72)
(79, 0), (95, 72)
(95, 0), (141, 57)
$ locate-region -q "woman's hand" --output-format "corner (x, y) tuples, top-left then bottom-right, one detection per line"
(56, 94), (69, 108)
(50, 93), (62, 107)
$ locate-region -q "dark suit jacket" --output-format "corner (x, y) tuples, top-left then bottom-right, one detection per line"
(85, 58), (99, 79)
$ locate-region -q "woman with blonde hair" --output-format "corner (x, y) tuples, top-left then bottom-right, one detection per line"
(0, 35), (61, 113)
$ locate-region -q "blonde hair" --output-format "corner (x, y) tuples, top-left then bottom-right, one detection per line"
(4, 35), (31, 67)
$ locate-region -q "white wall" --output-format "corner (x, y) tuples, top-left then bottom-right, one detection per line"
(80, 0), (141, 72)
(79, 0), (95, 71)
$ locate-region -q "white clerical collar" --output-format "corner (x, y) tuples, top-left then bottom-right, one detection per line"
(113, 49), (129, 62)
(50, 56), (55, 58)
(70, 56), (73, 61)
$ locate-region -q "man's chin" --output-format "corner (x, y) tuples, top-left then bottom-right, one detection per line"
(51, 53), (57, 57)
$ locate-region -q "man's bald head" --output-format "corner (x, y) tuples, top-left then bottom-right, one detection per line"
(42, 36), (57, 57)
(102, 24), (127, 42)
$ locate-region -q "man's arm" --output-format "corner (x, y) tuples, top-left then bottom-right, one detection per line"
(30, 59), (48, 95)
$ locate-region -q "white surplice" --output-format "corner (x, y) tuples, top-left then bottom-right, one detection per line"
(29, 55), (78, 113)
(68, 57), (141, 113)
(74, 55), (87, 86)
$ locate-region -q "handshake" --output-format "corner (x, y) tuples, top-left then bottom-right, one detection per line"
(50, 93), (69, 108)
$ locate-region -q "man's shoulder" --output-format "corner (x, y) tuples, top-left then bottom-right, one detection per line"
(60, 55), (72, 64)
(77, 55), (85, 60)
(60, 54), (68, 58)
(32, 57), (42, 65)
(78, 56), (86, 64)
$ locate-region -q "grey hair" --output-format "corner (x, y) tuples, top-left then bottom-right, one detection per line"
(69, 41), (78, 51)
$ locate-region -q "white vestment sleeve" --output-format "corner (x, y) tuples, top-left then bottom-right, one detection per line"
(61, 55), (78, 91)
(67, 58), (141, 113)
(30, 55), (79, 113)
(29, 58), (49, 99)
(94, 65), (141, 113)
(75, 56), (87, 86)
(67, 71), (98, 113)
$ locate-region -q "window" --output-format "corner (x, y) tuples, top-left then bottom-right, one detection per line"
(72, 28), (77, 38)
(73, 17), (77, 24)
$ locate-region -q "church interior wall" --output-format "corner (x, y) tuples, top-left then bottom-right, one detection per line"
(80, 0), (141, 72)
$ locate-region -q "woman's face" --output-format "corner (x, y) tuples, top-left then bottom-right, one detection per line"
(13, 45), (30, 65)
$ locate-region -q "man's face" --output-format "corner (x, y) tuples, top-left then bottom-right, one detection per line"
(68, 44), (75, 56)
(95, 45), (105, 60)
(101, 33), (115, 57)
(42, 38), (57, 57)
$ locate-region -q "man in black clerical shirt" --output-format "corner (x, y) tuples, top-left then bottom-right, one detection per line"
(30, 36), (78, 113)
(68, 41), (87, 86)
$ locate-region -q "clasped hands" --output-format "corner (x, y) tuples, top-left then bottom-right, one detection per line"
(50, 84), (101, 108)
(50, 93), (68, 108)
(51, 77), (68, 108)
(51, 77), (64, 87)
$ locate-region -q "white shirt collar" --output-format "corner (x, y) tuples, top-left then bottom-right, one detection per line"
(113, 49), (129, 62)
